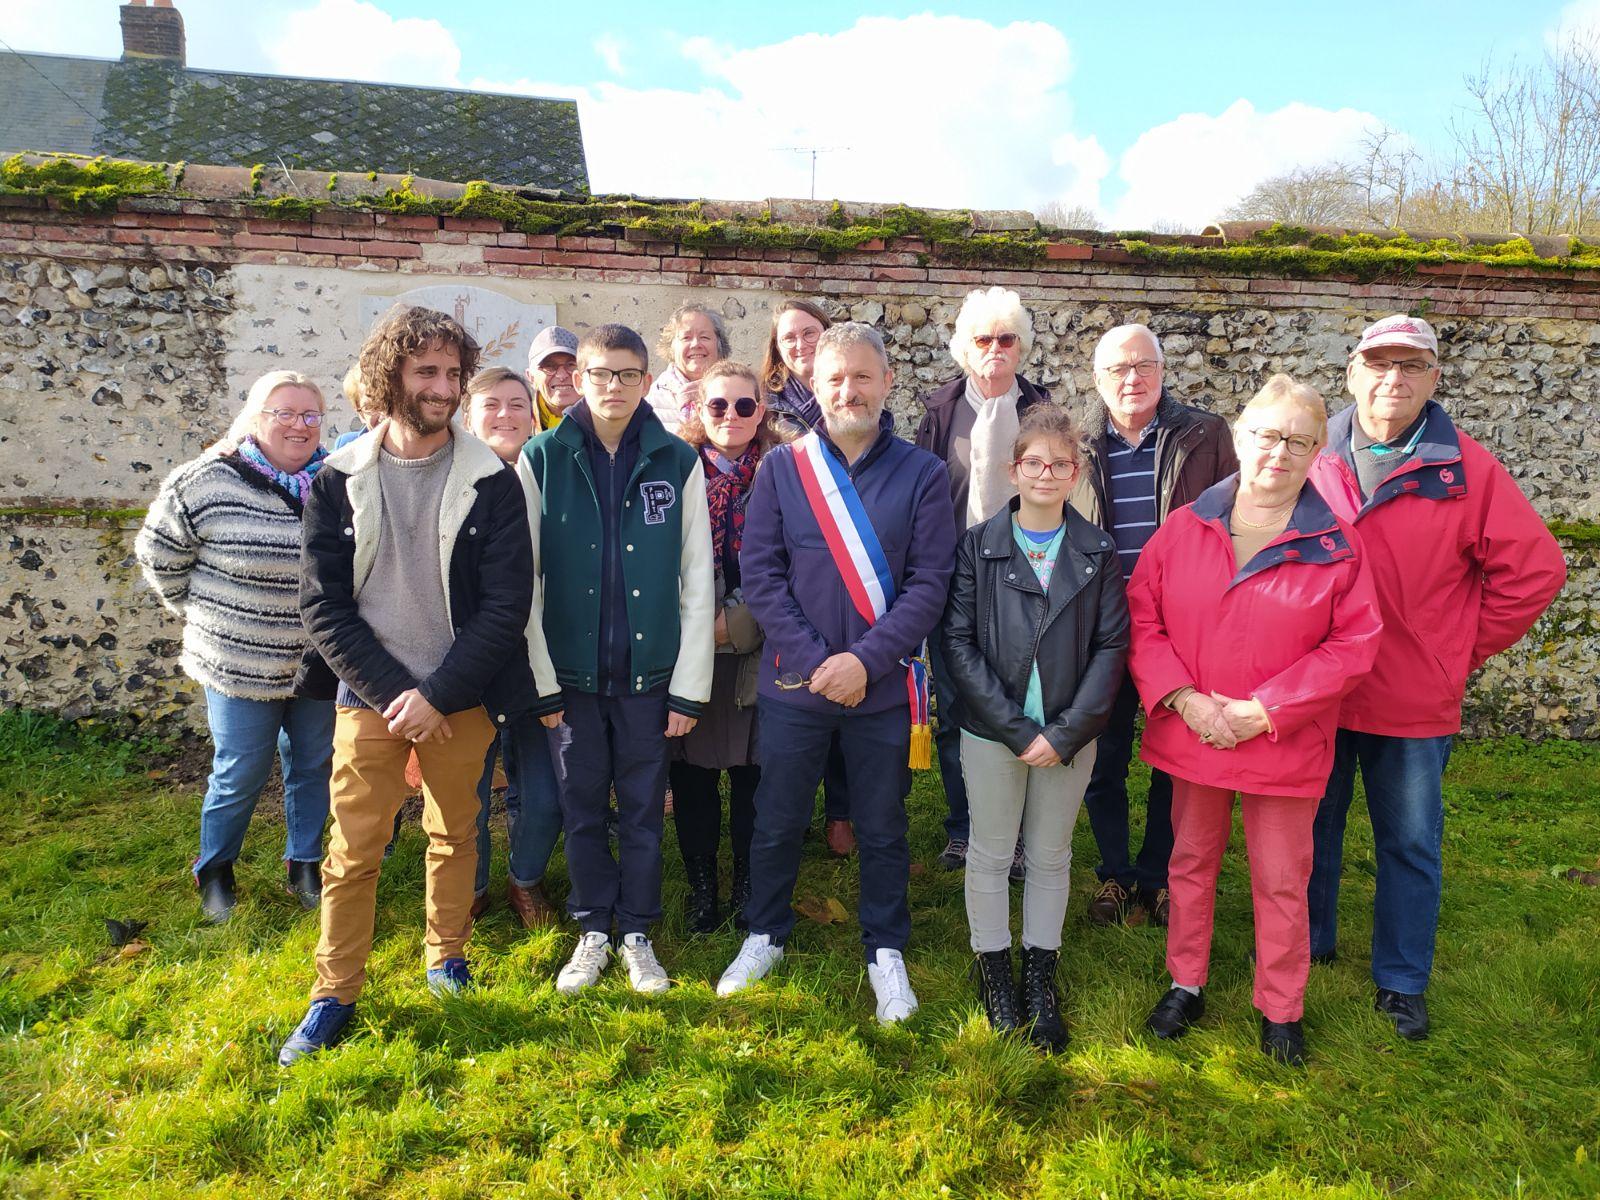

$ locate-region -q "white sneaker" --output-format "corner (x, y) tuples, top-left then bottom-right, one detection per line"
(867, 948), (918, 1025)
(619, 933), (671, 994)
(555, 931), (612, 994)
(716, 933), (784, 996)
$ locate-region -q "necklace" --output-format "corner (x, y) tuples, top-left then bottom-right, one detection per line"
(1231, 503), (1293, 530)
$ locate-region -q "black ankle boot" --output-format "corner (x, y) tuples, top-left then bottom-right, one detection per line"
(683, 855), (720, 934)
(196, 861), (236, 924)
(730, 856), (751, 930)
(1020, 945), (1068, 1052)
(972, 948), (1023, 1034)
(285, 860), (321, 910)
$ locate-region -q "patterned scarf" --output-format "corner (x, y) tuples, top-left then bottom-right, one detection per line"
(703, 441), (761, 585)
(236, 435), (328, 504)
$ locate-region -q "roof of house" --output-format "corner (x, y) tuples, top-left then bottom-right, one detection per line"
(0, 50), (588, 191)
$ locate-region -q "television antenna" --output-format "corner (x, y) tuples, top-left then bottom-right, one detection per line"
(776, 146), (849, 200)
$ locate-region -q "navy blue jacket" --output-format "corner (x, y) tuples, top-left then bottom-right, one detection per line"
(739, 415), (957, 714)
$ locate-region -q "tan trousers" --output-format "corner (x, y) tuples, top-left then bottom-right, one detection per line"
(312, 704), (496, 1003)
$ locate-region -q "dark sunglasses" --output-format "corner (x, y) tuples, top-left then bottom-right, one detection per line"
(705, 396), (760, 418)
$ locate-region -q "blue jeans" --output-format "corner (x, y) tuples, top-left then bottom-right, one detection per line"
(745, 698), (913, 959)
(1082, 671), (1173, 892)
(474, 713), (563, 894)
(197, 686), (335, 873)
(929, 632), (971, 840)
(1308, 729), (1453, 994)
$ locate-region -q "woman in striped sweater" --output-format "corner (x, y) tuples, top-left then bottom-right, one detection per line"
(136, 370), (336, 923)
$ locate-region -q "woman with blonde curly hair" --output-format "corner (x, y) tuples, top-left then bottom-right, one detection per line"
(135, 370), (335, 922)
(644, 302), (732, 433)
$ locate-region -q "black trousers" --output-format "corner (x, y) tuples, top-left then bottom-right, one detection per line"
(670, 761), (758, 864)
(1082, 671), (1174, 893)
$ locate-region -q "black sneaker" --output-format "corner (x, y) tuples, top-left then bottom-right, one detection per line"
(1374, 988), (1429, 1040)
(278, 997), (356, 1066)
(1145, 986), (1204, 1039)
(936, 838), (968, 871)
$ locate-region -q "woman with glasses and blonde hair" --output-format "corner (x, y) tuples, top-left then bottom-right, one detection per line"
(1126, 374), (1382, 1067)
(915, 286), (1052, 874)
(135, 370), (337, 922)
(941, 404), (1128, 1052)
(644, 302), (732, 433)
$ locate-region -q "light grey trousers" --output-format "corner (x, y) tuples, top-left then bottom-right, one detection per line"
(961, 731), (1097, 953)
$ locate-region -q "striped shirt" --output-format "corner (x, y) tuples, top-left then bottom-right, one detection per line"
(1105, 417), (1159, 577)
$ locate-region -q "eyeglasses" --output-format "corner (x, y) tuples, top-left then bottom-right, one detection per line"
(774, 671), (812, 690)
(1014, 456), (1076, 480)
(264, 409), (322, 428)
(537, 361), (576, 378)
(1245, 427), (1318, 457)
(779, 327), (822, 348)
(582, 367), (646, 386)
(974, 333), (1019, 350)
(1358, 357), (1437, 378)
(705, 396), (760, 418)
(1098, 359), (1160, 379)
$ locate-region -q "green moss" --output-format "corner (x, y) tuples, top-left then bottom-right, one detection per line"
(0, 154), (168, 213)
(0, 506), (148, 524)
(326, 173), (339, 194)
(1549, 519), (1600, 546)
(248, 163), (264, 195)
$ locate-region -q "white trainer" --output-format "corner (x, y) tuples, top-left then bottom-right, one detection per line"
(716, 933), (784, 996)
(555, 931), (612, 994)
(619, 933), (671, 994)
(867, 948), (918, 1024)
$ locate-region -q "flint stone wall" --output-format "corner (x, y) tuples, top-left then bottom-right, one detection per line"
(1, 198), (1595, 735)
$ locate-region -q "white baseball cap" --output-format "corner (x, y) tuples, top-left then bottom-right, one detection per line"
(1352, 313), (1438, 357)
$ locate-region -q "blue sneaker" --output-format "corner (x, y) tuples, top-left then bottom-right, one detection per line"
(426, 957), (473, 996)
(277, 997), (355, 1066)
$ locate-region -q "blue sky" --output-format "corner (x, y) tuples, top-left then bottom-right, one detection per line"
(4, 0), (1593, 225)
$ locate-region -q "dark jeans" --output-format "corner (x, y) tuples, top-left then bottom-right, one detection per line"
(821, 736), (849, 822)
(1308, 729), (1453, 994)
(1082, 671), (1173, 893)
(671, 761), (758, 864)
(929, 633), (970, 840)
(548, 688), (670, 936)
(745, 697), (913, 959)
(474, 712), (563, 895)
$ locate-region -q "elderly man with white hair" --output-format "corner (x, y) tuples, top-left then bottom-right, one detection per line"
(915, 286), (1053, 873)
(1070, 323), (1237, 928)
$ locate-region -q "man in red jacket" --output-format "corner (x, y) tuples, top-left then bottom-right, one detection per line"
(1305, 313), (1567, 1040)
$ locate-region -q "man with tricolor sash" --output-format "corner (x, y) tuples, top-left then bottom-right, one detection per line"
(715, 323), (957, 1024)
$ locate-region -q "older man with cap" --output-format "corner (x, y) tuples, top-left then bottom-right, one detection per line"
(1071, 323), (1237, 929)
(1306, 313), (1566, 1041)
(526, 326), (581, 431)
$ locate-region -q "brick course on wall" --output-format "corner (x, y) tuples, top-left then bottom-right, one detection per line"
(2, 194), (1595, 735)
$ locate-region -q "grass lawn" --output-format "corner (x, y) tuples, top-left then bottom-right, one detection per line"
(0, 709), (1597, 1199)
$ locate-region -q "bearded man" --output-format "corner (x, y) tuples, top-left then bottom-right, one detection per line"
(713, 322), (957, 1024)
(279, 304), (536, 1064)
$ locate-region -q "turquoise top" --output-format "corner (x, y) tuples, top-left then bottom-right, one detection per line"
(1012, 518), (1066, 726)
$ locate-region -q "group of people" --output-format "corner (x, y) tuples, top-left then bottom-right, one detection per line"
(134, 287), (1566, 1071)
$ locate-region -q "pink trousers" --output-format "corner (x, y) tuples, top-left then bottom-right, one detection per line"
(1166, 777), (1317, 1023)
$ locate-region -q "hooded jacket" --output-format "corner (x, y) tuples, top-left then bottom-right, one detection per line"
(1305, 400), (1567, 737)
(298, 421), (536, 725)
(1127, 476), (1383, 797)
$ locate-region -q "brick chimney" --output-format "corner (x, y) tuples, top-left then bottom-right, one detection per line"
(120, 0), (187, 66)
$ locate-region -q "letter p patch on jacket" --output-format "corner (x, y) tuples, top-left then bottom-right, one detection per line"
(640, 481), (677, 525)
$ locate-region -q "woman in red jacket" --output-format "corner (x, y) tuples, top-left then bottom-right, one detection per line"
(1126, 374), (1382, 1066)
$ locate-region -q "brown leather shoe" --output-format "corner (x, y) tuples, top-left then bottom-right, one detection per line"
(1087, 879), (1131, 926)
(1139, 886), (1171, 929)
(470, 890), (492, 921)
(507, 880), (559, 928)
(825, 818), (856, 857)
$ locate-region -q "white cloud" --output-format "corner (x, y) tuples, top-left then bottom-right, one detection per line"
(1108, 99), (1380, 230)
(593, 33), (627, 77)
(262, 0), (460, 86)
(1550, 0), (1600, 45)
(482, 16), (1109, 210)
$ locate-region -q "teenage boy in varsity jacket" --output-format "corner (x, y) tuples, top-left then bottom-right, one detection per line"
(518, 323), (715, 995)
(714, 322), (957, 1024)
